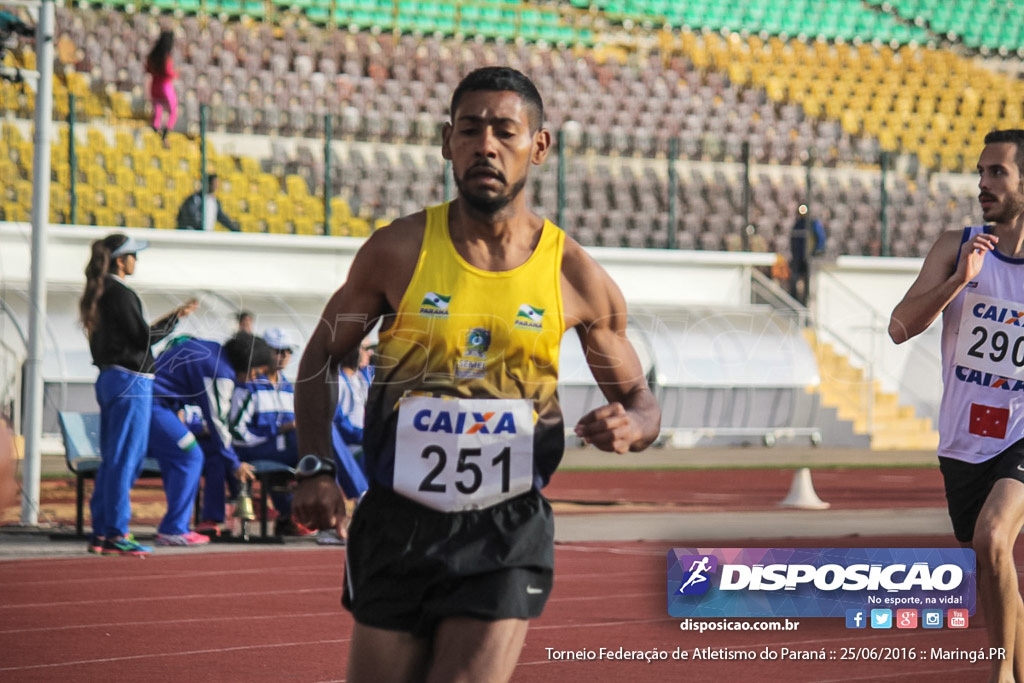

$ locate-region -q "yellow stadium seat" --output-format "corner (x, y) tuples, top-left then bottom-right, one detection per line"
(153, 209), (175, 230)
(266, 216), (287, 234)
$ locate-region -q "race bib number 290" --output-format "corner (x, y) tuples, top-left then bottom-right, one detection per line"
(955, 292), (1024, 380)
(392, 396), (535, 512)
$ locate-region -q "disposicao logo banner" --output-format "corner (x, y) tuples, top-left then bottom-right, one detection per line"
(667, 548), (976, 618)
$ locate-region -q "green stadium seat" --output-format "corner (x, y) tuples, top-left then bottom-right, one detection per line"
(243, 0), (265, 18)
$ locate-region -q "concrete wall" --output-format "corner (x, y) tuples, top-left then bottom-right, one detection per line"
(814, 256), (941, 419)
(2, 222), (941, 437)
(0, 222), (781, 431)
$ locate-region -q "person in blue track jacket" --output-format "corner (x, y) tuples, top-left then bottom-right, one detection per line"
(149, 333), (267, 546)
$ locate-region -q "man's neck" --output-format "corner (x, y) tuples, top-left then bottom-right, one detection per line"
(447, 198), (542, 271)
(991, 216), (1024, 257)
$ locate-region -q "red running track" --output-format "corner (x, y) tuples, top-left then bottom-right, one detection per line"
(0, 535), (1004, 683)
(544, 467), (946, 510)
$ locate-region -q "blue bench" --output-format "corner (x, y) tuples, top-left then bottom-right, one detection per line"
(57, 411), (162, 537)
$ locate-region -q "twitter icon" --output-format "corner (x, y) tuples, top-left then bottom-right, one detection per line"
(870, 609), (893, 629)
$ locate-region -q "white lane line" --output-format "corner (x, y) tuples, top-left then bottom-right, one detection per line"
(0, 610), (343, 635)
(0, 638), (351, 672)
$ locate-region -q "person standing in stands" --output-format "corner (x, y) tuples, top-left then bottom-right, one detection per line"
(890, 129), (1024, 682)
(292, 67), (660, 682)
(149, 333), (261, 546)
(788, 203), (826, 305)
(79, 233), (197, 556)
(176, 174), (239, 232)
(145, 30), (178, 147)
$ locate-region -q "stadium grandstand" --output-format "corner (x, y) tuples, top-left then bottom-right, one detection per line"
(2, 0), (1021, 465)
(0, 0), (1019, 256)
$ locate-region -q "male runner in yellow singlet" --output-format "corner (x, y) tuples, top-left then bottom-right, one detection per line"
(293, 66), (661, 683)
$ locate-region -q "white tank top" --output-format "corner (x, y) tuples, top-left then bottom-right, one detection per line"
(938, 226), (1024, 462)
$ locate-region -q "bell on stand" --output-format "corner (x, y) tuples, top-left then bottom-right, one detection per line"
(233, 480), (257, 541)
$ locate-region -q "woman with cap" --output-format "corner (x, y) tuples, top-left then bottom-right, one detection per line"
(79, 233), (197, 556)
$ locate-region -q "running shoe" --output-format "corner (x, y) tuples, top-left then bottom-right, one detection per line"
(155, 530), (211, 547)
(101, 534), (153, 557)
(87, 535), (105, 554)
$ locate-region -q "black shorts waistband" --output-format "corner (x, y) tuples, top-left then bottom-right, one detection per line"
(362, 484), (543, 518)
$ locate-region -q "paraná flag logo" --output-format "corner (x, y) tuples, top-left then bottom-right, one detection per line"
(419, 292), (451, 317)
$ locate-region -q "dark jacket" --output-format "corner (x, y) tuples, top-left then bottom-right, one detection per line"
(176, 192), (239, 231)
(790, 216), (827, 263)
(88, 276), (181, 373)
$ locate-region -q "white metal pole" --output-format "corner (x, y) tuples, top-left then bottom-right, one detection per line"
(21, 0), (54, 526)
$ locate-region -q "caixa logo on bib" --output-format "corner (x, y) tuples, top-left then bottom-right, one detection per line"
(411, 409), (518, 435)
(667, 548), (977, 618)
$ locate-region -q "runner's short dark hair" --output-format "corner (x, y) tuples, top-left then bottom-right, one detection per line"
(984, 129), (1024, 173)
(450, 66), (544, 132)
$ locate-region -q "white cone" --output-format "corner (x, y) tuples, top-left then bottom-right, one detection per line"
(778, 467), (830, 510)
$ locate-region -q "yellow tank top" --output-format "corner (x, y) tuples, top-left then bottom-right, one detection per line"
(364, 202), (567, 493)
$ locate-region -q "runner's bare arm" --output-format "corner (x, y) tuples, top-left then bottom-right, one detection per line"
(889, 229), (997, 344)
(561, 240), (660, 453)
(293, 218), (422, 530)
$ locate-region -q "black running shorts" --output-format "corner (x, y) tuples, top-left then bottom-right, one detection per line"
(341, 486), (555, 638)
(939, 439), (1024, 543)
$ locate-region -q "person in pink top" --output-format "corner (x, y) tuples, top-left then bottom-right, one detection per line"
(146, 30), (178, 146)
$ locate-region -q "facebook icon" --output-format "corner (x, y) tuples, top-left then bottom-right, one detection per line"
(846, 609), (866, 629)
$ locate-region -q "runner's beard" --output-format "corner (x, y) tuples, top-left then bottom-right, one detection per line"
(455, 173), (528, 215)
(984, 188), (1024, 224)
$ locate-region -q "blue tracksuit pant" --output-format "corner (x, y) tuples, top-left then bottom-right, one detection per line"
(149, 402), (204, 535)
(200, 438), (239, 522)
(91, 368), (153, 539)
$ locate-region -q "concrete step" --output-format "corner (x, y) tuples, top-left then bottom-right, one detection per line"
(809, 334), (939, 450)
(822, 391), (915, 418)
(871, 430), (940, 451)
(853, 415), (934, 435)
